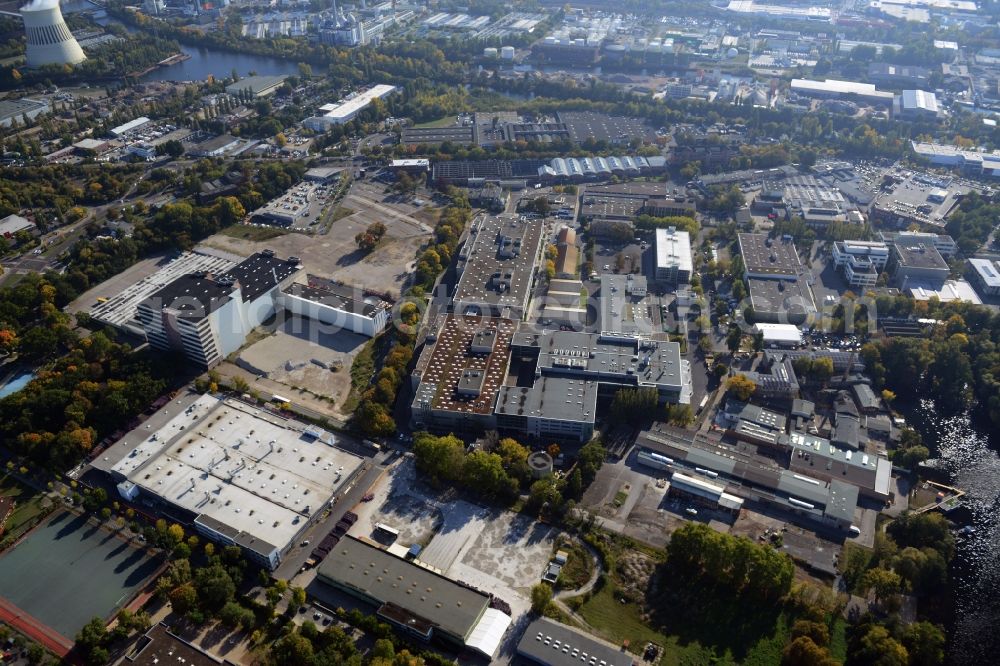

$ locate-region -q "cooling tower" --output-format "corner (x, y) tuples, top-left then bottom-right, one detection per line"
(20, 0), (86, 68)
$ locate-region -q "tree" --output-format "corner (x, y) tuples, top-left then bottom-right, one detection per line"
(726, 326), (742, 353)
(862, 567), (902, 605)
(850, 625), (908, 666)
(902, 621), (945, 666)
(530, 583), (553, 614)
(609, 387), (658, 423)
(727, 374), (757, 401)
(271, 631), (314, 666)
(168, 584), (197, 616)
(782, 636), (837, 666)
(666, 403), (694, 426)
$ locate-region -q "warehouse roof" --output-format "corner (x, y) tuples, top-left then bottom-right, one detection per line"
(317, 536), (490, 642)
(517, 617), (627, 666)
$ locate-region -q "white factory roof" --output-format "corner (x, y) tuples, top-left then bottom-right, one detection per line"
(0, 214), (34, 236)
(900, 89), (939, 113)
(316, 84), (396, 122)
(90, 251), (237, 335)
(110, 116), (151, 137)
(111, 396), (363, 552)
(790, 78), (894, 100)
(908, 279), (982, 304)
(655, 227), (693, 274)
(753, 323), (804, 344)
(969, 258), (1000, 289)
(464, 609), (512, 659)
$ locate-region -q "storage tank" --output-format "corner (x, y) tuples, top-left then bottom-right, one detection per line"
(500, 46), (515, 60)
(484, 47), (498, 58)
(20, 0), (86, 68)
(527, 451), (554, 479)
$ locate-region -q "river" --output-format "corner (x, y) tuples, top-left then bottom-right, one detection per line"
(907, 401), (1000, 663)
(62, 0), (302, 82)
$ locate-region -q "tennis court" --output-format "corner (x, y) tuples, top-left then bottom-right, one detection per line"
(0, 510), (163, 642)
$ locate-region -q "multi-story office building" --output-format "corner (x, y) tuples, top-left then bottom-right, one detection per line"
(654, 227), (692, 284)
(831, 241), (889, 288)
(138, 251), (300, 368)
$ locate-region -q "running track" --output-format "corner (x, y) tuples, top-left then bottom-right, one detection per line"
(0, 595), (73, 657)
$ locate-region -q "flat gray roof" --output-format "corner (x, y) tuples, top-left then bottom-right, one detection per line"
(454, 214), (543, 315)
(108, 395), (362, 553)
(738, 233), (801, 277)
(747, 277), (816, 316)
(317, 536), (490, 642)
(518, 617), (627, 666)
(495, 376), (598, 423)
(893, 242), (948, 270)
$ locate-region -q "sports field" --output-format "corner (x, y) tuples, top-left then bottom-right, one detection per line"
(0, 510), (162, 643)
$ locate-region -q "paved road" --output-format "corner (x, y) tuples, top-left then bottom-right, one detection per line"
(272, 460), (387, 580)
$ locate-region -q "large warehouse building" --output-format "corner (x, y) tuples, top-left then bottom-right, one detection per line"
(317, 536), (510, 657)
(101, 394), (364, 570)
(304, 84), (396, 130)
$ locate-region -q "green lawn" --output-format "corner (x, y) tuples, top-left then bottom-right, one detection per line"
(574, 576), (797, 664)
(0, 475), (50, 540)
(413, 116), (461, 129)
(557, 542), (594, 591)
(219, 224), (286, 241)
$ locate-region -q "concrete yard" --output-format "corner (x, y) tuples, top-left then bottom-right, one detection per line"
(0, 510), (163, 641)
(201, 181), (436, 299)
(349, 457), (558, 623)
(236, 314), (368, 417)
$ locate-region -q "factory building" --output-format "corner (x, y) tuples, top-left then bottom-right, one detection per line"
(303, 85), (396, 130)
(137, 251), (300, 368)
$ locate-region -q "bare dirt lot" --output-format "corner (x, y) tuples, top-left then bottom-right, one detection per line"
(235, 314), (367, 417)
(201, 181), (437, 299)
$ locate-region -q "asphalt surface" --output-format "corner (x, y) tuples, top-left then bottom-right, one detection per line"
(272, 456), (389, 580)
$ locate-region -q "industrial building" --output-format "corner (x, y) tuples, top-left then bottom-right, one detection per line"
(225, 75), (288, 98)
(879, 230), (956, 257)
(401, 126), (475, 147)
(510, 327), (693, 406)
(188, 134), (241, 158)
(0, 98), (49, 127)
(967, 258), (1000, 298)
(251, 181), (321, 226)
(517, 617), (628, 666)
(277, 280), (390, 337)
(101, 394), (364, 570)
(495, 376), (599, 443)
(654, 227), (692, 284)
(911, 141), (1000, 177)
(599, 274), (651, 336)
(303, 85), (396, 130)
(431, 154), (666, 186)
(894, 90), (940, 119)
(90, 250), (237, 337)
(110, 117), (151, 138)
(738, 234), (816, 324)
(317, 537), (509, 657)
(636, 429), (860, 531)
(410, 315), (517, 434)
(453, 214), (544, 318)
(788, 78), (894, 105)
(831, 241), (890, 288)
(137, 251), (300, 368)
(888, 241), (950, 289)
(0, 214), (35, 238)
